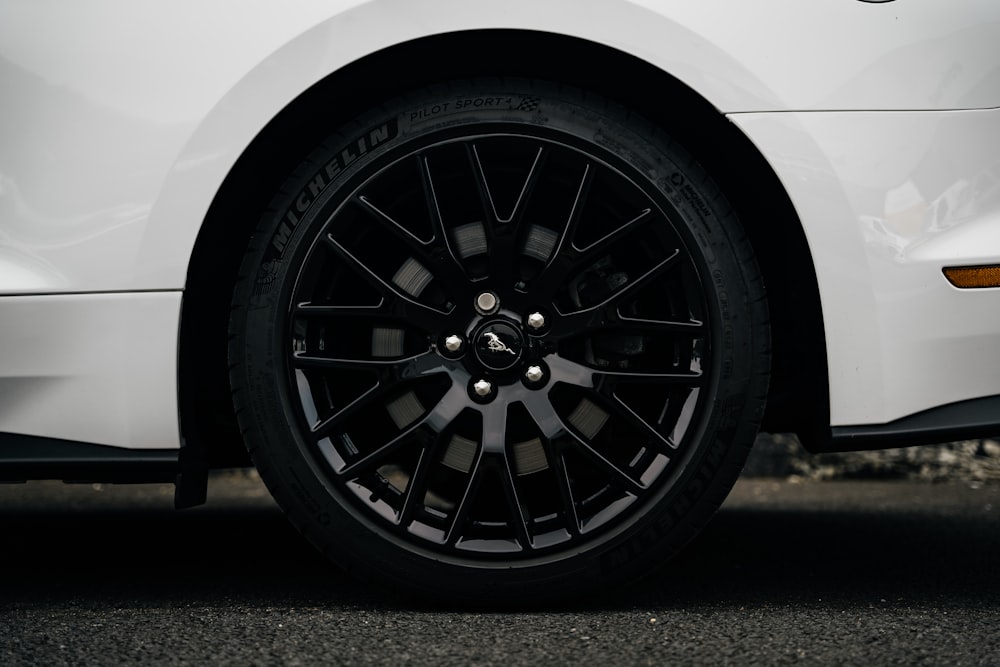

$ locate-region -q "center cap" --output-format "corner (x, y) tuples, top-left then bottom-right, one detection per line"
(474, 321), (524, 371)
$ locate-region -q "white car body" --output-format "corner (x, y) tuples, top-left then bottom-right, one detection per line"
(1, 0), (998, 469)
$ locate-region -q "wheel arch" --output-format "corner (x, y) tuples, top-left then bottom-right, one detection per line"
(178, 29), (829, 471)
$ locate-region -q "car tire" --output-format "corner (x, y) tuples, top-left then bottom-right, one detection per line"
(229, 80), (769, 602)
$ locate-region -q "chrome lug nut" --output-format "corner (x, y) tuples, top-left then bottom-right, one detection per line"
(475, 291), (499, 314)
(526, 312), (546, 330)
(444, 334), (464, 353)
(473, 379), (493, 397)
(524, 365), (544, 383)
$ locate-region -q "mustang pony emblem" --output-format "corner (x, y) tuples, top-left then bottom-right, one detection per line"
(482, 332), (516, 355)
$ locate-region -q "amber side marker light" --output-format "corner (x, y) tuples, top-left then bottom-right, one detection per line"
(943, 265), (1000, 289)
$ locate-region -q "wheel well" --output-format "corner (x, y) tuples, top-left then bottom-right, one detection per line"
(179, 29), (829, 469)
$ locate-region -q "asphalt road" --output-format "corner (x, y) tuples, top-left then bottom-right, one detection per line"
(1, 473), (998, 666)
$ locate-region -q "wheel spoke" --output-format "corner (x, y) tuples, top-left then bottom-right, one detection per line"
(295, 350), (443, 442)
(308, 382), (388, 442)
(499, 454), (533, 549)
(612, 314), (705, 336)
(565, 428), (645, 495)
(549, 306), (704, 340)
(355, 195), (430, 256)
(529, 163), (594, 296)
(560, 249), (681, 317)
(466, 143), (549, 288)
(334, 388), (462, 480)
(518, 389), (586, 529)
(598, 391), (678, 453)
(323, 233), (399, 298)
(291, 349), (438, 374)
(292, 354), (397, 371)
(337, 412), (431, 478)
(591, 366), (704, 386)
(355, 195), (468, 286)
(549, 355), (703, 387)
(322, 234), (450, 330)
(470, 143), (546, 227)
(444, 450), (487, 546)
(540, 202), (657, 295)
(546, 442), (581, 536)
(397, 434), (442, 527)
(486, 234), (518, 289)
(294, 301), (390, 319)
(574, 208), (654, 258)
(551, 162), (594, 259)
(552, 409), (645, 495)
(408, 158), (475, 290)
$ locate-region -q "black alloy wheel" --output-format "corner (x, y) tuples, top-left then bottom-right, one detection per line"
(230, 81), (769, 601)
